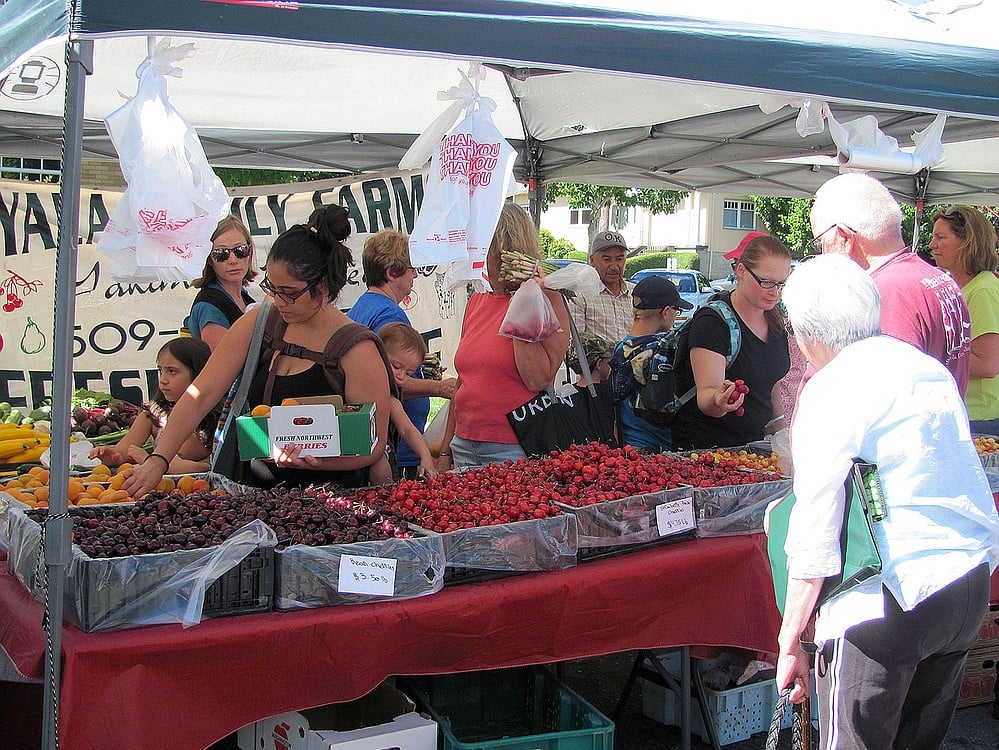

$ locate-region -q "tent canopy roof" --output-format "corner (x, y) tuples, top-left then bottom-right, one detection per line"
(2, 0), (998, 203)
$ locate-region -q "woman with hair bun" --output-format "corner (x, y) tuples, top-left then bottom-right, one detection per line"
(124, 204), (392, 495)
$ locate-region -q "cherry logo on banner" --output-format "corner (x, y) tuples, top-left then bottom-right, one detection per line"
(270, 721), (293, 750)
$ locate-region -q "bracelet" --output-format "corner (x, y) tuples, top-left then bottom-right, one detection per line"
(146, 453), (170, 471)
(765, 415), (787, 429)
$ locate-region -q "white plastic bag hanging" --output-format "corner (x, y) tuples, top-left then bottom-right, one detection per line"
(405, 65), (518, 275)
(97, 38), (230, 282)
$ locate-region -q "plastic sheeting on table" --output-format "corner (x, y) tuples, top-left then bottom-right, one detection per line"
(558, 486), (695, 548)
(433, 514), (577, 572)
(274, 533), (445, 610)
(694, 478), (793, 537)
(64, 519), (276, 632)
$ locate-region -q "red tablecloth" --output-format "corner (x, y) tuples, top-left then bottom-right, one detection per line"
(1, 535), (782, 750)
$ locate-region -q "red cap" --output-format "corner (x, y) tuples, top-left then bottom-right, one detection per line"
(724, 231), (768, 260)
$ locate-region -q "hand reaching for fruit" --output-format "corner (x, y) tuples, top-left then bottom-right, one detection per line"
(713, 378), (749, 416)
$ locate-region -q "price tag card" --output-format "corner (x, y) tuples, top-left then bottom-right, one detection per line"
(337, 554), (398, 596)
(655, 496), (696, 537)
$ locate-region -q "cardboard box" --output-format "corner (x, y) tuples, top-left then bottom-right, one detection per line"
(236, 396), (376, 461)
(957, 642), (998, 709)
(237, 681), (437, 750)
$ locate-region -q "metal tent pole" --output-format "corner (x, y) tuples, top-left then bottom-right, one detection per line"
(41, 36), (92, 750)
(911, 168), (930, 251)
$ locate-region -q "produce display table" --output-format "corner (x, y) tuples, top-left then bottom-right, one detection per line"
(0, 534), (781, 750)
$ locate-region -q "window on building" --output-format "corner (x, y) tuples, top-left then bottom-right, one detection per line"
(1, 156), (61, 182)
(723, 199), (756, 230)
(611, 204), (630, 228)
(569, 208), (592, 225)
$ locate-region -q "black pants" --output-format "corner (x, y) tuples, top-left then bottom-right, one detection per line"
(816, 563), (990, 750)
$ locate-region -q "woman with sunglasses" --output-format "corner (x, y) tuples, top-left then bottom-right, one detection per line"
(186, 215), (258, 350)
(930, 205), (999, 434)
(124, 204), (392, 496)
(671, 234), (791, 450)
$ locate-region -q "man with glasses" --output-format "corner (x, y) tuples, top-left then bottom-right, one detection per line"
(347, 229), (457, 479)
(809, 174), (971, 394)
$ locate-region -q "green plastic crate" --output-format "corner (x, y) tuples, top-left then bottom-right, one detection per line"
(401, 666), (613, 750)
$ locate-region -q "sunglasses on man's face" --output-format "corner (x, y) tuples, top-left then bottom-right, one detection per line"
(210, 243), (253, 262)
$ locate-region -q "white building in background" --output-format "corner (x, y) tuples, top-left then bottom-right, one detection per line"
(539, 192), (761, 280)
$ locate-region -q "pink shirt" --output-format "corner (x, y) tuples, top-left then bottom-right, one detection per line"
(871, 251), (971, 395)
(453, 293), (538, 444)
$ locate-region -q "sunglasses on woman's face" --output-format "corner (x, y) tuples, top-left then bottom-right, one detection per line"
(210, 243), (253, 262)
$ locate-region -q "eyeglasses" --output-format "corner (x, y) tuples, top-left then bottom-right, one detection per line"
(210, 243), (253, 262)
(808, 223), (855, 253)
(260, 276), (315, 304)
(742, 264), (788, 291)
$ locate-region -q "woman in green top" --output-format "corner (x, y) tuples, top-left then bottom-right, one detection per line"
(930, 205), (999, 434)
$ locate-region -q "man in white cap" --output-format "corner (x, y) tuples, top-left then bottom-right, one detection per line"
(569, 230), (635, 343)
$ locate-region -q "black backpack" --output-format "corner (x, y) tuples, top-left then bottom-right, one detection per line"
(628, 299), (742, 427)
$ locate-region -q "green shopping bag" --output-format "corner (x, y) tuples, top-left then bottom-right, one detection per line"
(768, 461), (885, 615)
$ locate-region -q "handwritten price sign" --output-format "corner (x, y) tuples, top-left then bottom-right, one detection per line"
(337, 554), (398, 596)
(655, 496), (696, 537)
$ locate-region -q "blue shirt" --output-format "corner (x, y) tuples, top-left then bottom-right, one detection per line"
(347, 291), (429, 467)
(187, 283), (237, 338)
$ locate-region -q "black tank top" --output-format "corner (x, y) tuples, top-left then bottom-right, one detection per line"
(245, 362), (367, 489)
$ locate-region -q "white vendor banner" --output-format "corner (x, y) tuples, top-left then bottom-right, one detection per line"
(0, 172), (465, 411)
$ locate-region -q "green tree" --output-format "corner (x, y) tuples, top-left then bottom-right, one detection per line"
(751, 196), (815, 255)
(214, 167), (342, 188)
(753, 195), (999, 258)
(543, 183), (687, 246)
(539, 228), (578, 259)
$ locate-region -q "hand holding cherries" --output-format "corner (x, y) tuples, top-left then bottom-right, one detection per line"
(726, 378), (750, 416)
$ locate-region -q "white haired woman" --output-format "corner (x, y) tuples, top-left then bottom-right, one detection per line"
(776, 254), (999, 750)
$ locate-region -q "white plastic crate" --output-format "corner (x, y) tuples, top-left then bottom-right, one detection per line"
(641, 666), (817, 746)
(641, 676), (775, 745)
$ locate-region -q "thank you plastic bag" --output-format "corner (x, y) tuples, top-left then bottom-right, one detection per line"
(405, 66), (517, 278)
(97, 39), (229, 282)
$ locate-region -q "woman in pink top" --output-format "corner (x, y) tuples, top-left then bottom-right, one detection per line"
(439, 203), (571, 468)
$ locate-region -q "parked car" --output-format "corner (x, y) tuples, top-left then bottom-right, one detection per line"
(627, 268), (714, 325)
(711, 255), (815, 293)
(547, 258), (585, 269)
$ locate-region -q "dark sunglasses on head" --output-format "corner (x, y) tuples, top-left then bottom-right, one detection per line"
(210, 243), (253, 262)
(940, 205), (967, 225)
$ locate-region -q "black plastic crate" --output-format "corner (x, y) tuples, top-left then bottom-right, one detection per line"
(576, 530), (696, 564)
(274, 533), (445, 610)
(442, 566), (525, 587)
(69, 538), (274, 631)
(202, 545), (274, 618)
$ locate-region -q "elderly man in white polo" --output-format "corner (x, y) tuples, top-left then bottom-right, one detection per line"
(569, 230), (635, 344)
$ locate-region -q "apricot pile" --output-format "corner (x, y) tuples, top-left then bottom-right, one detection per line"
(2, 464), (211, 508)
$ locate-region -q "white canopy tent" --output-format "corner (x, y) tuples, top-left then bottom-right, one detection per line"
(2, 0), (999, 203)
(2, 2), (998, 748)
